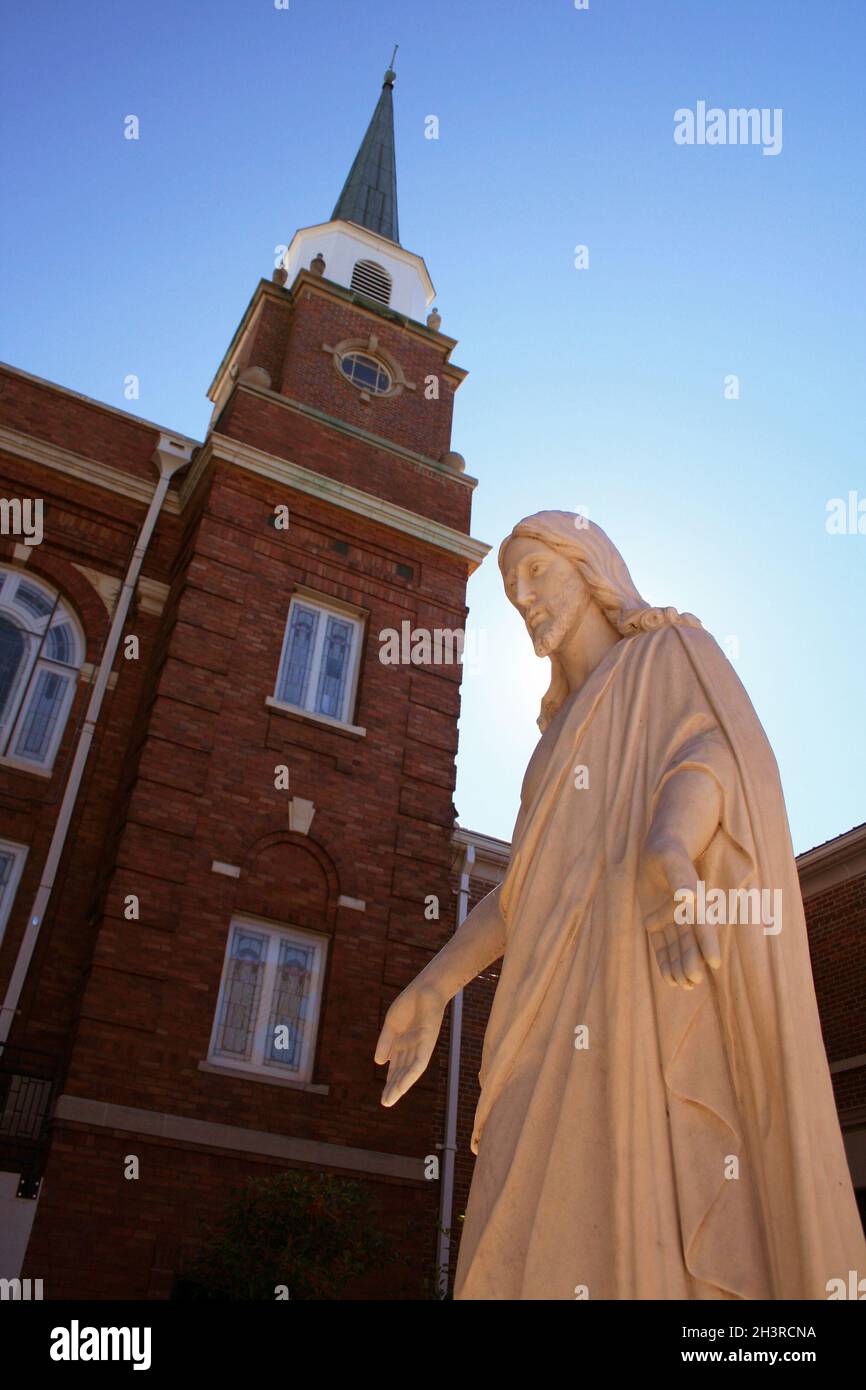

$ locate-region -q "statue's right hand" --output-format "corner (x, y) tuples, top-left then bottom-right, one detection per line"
(374, 982), (446, 1108)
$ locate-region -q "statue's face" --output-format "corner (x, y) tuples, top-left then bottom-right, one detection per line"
(503, 536), (593, 658)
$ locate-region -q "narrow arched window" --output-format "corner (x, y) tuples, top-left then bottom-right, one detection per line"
(0, 567), (84, 772)
(350, 259), (392, 306)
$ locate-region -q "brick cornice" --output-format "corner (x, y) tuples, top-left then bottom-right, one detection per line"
(0, 416), (489, 573)
(829, 1053), (866, 1075)
(797, 823), (866, 900)
(452, 825), (511, 884)
(220, 380), (478, 490)
(0, 424), (183, 513)
(194, 431), (490, 573)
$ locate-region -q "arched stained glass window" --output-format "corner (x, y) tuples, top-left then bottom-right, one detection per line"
(0, 567), (84, 771)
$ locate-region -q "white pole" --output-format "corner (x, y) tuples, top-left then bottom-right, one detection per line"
(436, 840), (474, 1296)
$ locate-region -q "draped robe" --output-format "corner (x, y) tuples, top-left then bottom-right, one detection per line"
(454, 622), (866, 1300)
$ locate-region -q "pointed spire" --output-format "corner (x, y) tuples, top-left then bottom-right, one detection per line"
(331, 60), (400, 245)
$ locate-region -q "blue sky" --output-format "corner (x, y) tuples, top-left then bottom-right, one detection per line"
(2, 1), (864, 853)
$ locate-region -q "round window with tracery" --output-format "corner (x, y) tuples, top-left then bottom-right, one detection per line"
(339, 352), (392, 395)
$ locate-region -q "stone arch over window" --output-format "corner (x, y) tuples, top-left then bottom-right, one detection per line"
(236, 833), (340, 935)
(0, 566), (85, 771)
(350, 258), (392, 306)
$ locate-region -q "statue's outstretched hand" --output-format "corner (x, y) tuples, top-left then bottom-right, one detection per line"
(375, 982), (446, 1107)
(638, 833), (721, 990)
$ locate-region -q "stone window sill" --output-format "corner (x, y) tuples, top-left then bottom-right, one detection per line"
(265, 695), (366, 739)
(198, 1060), (330, 1094)
(0, 754), (53, 779)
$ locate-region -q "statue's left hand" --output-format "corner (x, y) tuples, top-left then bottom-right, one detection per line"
(638, 833), (721, 990)
(375, 981), (446, 1107)
(638, 765), (725, 990)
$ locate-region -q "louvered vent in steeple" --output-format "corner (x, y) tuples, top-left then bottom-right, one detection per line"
(350, 259), (392, 305)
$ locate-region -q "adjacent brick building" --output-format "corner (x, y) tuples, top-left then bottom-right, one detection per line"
(797, 824), (866, 1227)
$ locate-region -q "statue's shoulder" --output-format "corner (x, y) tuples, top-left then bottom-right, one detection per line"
(634, 616), (712, 649)
(634, 619), (721, 671)
(640, 620), (756, 711)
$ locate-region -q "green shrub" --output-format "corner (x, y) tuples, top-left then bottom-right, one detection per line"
(177, 1170), (390, 1300)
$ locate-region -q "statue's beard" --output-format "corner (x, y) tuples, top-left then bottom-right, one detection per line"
(530, 581), (592, 657)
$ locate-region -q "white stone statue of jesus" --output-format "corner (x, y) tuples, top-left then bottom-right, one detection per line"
(375, 510), (866, 1300)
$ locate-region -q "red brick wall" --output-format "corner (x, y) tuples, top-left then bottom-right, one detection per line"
(218, 389), (471, 535)
(0, 265), (475, 1298)
(0, 368), (187, 486)
(235, 293), (294, 389)
(804, 871), (866, 1114)
(57, 460), (465, 1148)
(278, 282), (460, 462)
(0, 376), (184, 1060)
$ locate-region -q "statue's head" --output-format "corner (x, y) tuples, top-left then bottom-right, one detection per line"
(498, 511), (700, 730)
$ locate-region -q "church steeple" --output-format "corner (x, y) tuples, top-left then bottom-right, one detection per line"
(331, 62), (400, 245)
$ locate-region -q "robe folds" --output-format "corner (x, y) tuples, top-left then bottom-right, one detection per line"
(454, 622), (866, 1301)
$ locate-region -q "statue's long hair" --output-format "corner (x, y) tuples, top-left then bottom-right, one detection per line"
(498, 511), (702, 731)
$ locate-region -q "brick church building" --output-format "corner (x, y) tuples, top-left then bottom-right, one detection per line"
(0, 68), (863, 1300)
